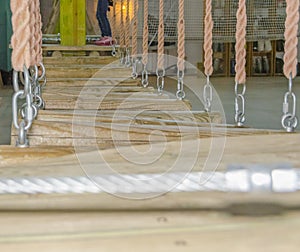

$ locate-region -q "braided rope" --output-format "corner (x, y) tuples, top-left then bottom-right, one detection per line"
(283, 0), (299, 79)
(10, 0), (31, 71)
(0, 167), (299, 195)
(120, 0), (125, 48)
(111, 0), (117, 43)
(125, 0), (130, 48)
(131, 0), (138, 57)
(203, 0), (213, 77)
(235, 0), (247, 84)
(142, 0), (149, 66)
(0, 172), (227, 194)
(157, 0), (165, 70)
(28, 0), (36, 66)
(177, 0), (185, 72)
(34, 0), (43, 64)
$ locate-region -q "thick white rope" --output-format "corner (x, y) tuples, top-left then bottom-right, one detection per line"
(0, 167), (298, 194)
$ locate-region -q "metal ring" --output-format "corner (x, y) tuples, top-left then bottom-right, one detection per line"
(156, 68), (166, 77)
(21, 103), (38, 121)
(131, 72), (138, 79)
(38, 62), (46, 81)
(281, 113), (298, 132)
(176, 90), (186, 100)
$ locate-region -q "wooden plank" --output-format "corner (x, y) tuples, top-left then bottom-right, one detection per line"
(43, 98), (192, 110)
(0, 210), (299, 252)
(1, 133), (300, 211)
(45, 78), (139, 87)
(43, 56), (117, 65)
(43, 44), (118, 52)
(11, 110), (223, 147)
(45, 66), (133, 79)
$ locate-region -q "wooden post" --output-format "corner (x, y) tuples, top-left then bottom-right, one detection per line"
(60, 0), (86, 46)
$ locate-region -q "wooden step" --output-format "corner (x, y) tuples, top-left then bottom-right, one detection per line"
(45, 78), (139, 87)
(4, 133), (300, 211)
(43, 56), (117, 65)
(45, 66), (133, 79)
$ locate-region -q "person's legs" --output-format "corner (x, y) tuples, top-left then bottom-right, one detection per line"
(96, 0), (112, 37)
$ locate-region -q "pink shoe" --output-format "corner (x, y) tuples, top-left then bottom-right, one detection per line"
(94, 36), (113, 46)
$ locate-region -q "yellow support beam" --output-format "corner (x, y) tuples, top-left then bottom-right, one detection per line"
(60, 0), (86, 46)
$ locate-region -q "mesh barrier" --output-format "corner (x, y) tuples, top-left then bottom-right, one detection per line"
(212, 0), (287, 42)
(136, 0), (288, 43)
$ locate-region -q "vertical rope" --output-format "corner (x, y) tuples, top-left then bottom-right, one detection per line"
(177, 0), (185, 72)
(125, 0), (130, 48)
(235, 0), (247, 84)
(131, 0), (138, 57)
(142, 0), (149, 66)
(120, 0), (125, 48)
(203, 0), (213, 77)
(29, 0), (36, 66)
(110, 0), (117, 43)
(10, 0), (31, 71)
(34, 0), (43, 64)
(157, 0), (165, 70)
(283, 0), (299, 79)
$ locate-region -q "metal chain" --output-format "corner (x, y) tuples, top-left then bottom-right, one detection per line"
(125, 48), (131, 67)
(234, 82), (246, 127)
(176, 70), (185, 100)
(12, 64), (45, 147)
(203, 75), (213, 112)
(282, 75), (298, 132)
(156, 68), (165, 95)
(141, 64), (149, 87)
(0, 165), (299, 194)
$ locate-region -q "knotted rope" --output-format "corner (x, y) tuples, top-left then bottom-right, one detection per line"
(235, 0), (247, 85)
(10, 0), (31, 71)
(283, 0), (299, 79)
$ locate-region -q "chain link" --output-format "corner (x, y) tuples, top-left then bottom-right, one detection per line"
(156, 68), (165, 95)
(282, 75), (298, 132)
(203, 76), (213, 112)
(125, 48), (131, 67)
(12, 64), (46, 147)
(141, 65), (149, 88)
(176, 70), (185, 100)
(111, 44), (117, 57)
(234, 82), (246, 127)
(131, 58), (139, 79)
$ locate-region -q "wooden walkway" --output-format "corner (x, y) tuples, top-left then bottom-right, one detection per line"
(2, 49), (300, 251)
